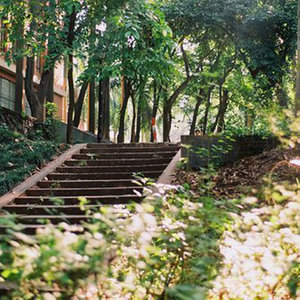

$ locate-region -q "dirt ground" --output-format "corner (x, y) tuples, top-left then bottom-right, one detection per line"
(174, 146), (300, 198)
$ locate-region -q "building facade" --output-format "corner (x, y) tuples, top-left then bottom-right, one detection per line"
(0, 55), (68, 122)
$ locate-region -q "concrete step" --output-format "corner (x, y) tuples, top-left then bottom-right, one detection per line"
(56, 164), (168, 174)
(2, 205), (104, 215)
(0, 224), (52, 235)
(13, 195), (142, 205)
(65, 158), (172, 166)
(38, 179), (138, 188)
(78, 150), (177, 158)
(26, 187), (143, 197)
(2, 215), (92, 225)
(83, 147), (179, 153)
(47, 171), (161, 180)
(87, 143), (179, 148)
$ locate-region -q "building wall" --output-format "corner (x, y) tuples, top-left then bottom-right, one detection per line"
(0, 56), (67, 122)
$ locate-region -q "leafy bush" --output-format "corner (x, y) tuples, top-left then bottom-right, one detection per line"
(0, 123), (63, 195)
(0, 185), (237, 298)
(209, 183), (300, 299)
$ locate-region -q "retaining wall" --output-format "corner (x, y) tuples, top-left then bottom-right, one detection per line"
(0, 107), (35, 134)
(181, 135), (279, 169)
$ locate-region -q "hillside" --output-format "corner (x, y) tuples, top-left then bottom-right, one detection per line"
(0, 123), (66, 196)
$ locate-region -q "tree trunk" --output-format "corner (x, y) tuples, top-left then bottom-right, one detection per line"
(97, 79), (104, 142)
(117, 79), (130, 143)
(25, 0), (51, 122)
(66, 54), (75, 144)
(89, 80), (96, 133)
(66, 7), (77, 144)
(216, 89), (229, 133)
(46, 67), (54, 103)
(163, 98), (172, 142)
(135, 79), (146, 143)
(73, 82), (89, 127)
(15, 56), (24, 113)
(14, 16), (24, 113)
(190, 89), (204, 135)
(202, 88), (213, 135)
(295, 0), (300, 114)
(135, 101), (141, 143)
(150, 82), (160, 142)
(131, 93), (136, 143)
(25, 57), (48, 122)
(102, 78), (110, 140)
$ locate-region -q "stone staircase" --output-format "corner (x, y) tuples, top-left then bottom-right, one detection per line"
(0, 143), (180, 234)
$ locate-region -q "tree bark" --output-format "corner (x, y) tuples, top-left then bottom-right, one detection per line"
(211, 84), (223, 133)
(73, 82), (89, 128)
(24, 0), (51, 121)
(163, 96), (172, 142)
(97, 79), (104, 142)
(295, 0), (300, 114)
(25, 57), (50, 122)
(202, 88), (213, 135)
(150, 82), (161, 142)
(117, 79), (131, 143)
(135, 100), (142, 143)
(66, 7), (77, 144)
(216, 89), (229, 133)
(66, 54), (75, 144)
(46, 67), (54, 103)
(88, 80), (96, 133)
(130, 93), (136, 143)
(190, 89), (204, 135)
(15, 56), (24, 113)
(102, 78), (110, 140)
(135, 79), (146, 143)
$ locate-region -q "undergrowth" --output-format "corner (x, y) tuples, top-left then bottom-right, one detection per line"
(0, 123), (64, 195)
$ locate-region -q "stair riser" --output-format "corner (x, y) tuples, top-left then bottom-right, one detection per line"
(77, 152), (176, 159)
(38, 180), (138, 188)
(3, 207), (86, 215)
(72, 153), (176, 160)
(2, 206), (104, 215)
(26, 188), (143, 197)
(65, 158), (171, 166)
(47, 172), (161, 180)
(57, 165), (167, 173)
(13, 196), (141, 205)
(13, 218), (86, 225)
(0, 227), (38, 235)
(87, 143), (178, 148)
(81, 148), (178, 153)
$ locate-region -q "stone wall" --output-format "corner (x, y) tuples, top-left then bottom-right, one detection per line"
(0, 106), (97, 144)
(55, 121), (97, 144)
(0, 106), (35, 134)
(181, 135), (279, 169)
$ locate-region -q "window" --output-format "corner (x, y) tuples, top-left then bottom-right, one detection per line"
(0, 77), (15, 111)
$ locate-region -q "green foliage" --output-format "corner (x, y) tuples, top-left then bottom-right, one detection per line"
(0, 123), (62, 195)
(209, 183), (300, 299)
(0, 183), (237, 298)
(44, 102), (60, 141)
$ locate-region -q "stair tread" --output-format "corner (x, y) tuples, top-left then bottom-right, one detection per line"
(16, 194), (140, 199)
(28, 187), (143, 191)
(1, 143), (179, 228)
(3, 205), (105, 208)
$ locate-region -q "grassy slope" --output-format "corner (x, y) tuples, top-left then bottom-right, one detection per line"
(0, 123), (65, 196)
